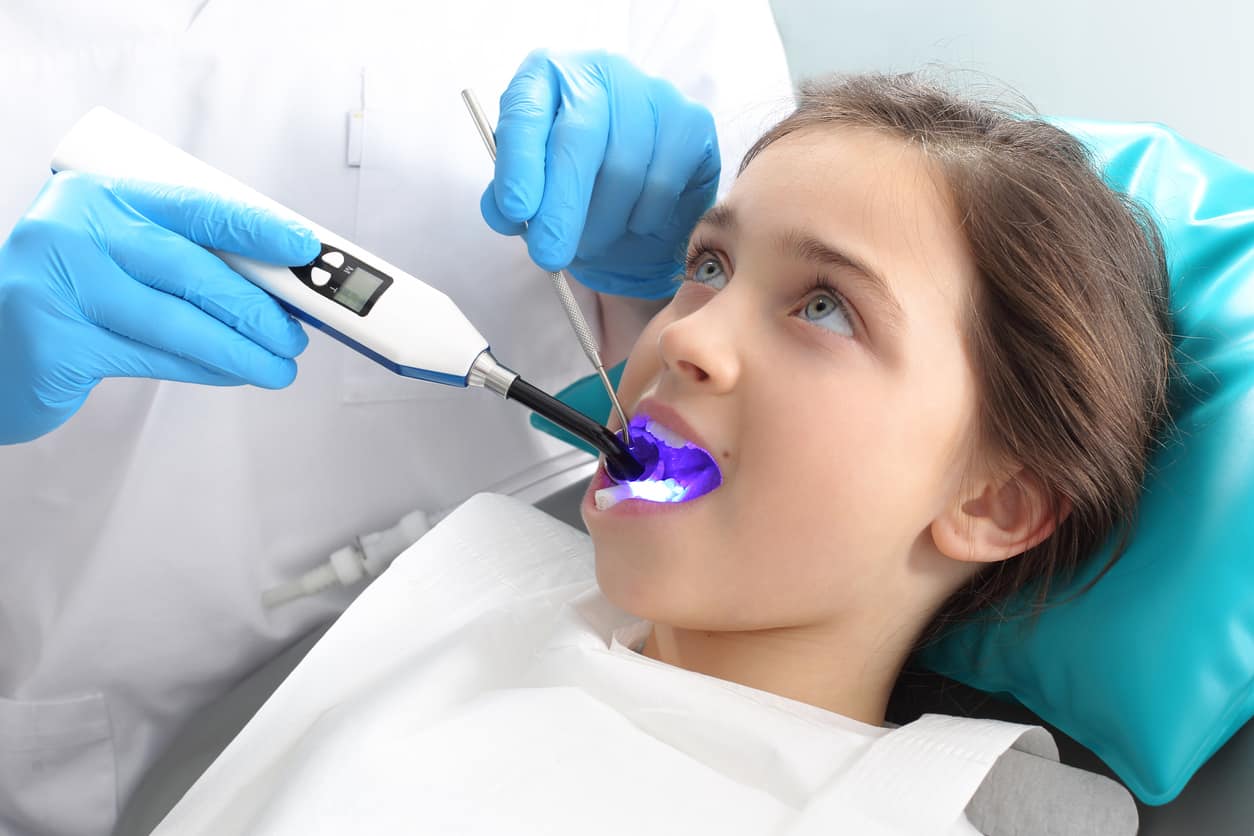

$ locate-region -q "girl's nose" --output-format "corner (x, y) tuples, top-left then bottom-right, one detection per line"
(657, 299), (741, 393)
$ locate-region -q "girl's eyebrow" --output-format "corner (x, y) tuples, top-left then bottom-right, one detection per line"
(695, 203), (740, 236)
(778, 230), (906, 334)
(692, 204), (906, 335)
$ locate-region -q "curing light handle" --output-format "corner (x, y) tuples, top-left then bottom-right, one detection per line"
(506, 377), (644, 481)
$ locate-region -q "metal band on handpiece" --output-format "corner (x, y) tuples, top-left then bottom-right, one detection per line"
(467, 349), (517, 397)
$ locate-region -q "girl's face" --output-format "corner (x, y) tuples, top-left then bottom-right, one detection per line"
(584, 127), (985, 634)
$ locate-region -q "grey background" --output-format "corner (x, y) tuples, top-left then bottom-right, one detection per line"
(769, 0), (1252, 167)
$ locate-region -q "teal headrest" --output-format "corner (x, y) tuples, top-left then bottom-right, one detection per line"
(918, 119), (1254, 805)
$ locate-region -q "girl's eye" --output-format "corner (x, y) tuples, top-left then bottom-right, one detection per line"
(798, 289), (854, 337)
(689, 254), (729, 290)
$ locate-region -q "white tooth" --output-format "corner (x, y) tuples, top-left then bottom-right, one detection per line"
(644, 419), (689, 449)
(595, 484), (635, 510)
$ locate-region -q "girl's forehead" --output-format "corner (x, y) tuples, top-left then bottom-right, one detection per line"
(722, 128), (979, 343)
(731, 131), (966, 270)
(733, 127), (951, 222)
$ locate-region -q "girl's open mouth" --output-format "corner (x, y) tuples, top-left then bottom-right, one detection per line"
(593, 412), (723, 510)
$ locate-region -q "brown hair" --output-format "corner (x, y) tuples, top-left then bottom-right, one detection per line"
(740, 73), (1175, 646)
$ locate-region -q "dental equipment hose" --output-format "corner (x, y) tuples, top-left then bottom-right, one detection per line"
(460, 88), (633, 446)
(262, 507), (437, 608)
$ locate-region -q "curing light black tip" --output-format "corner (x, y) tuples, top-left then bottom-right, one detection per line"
(506, 376), (645, 481)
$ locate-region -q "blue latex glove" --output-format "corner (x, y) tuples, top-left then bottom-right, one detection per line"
(0, 171), (321, 444)
(480, 49), (720, 299)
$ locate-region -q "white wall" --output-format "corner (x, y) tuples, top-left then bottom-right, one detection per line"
(770, 0), (1253, 167)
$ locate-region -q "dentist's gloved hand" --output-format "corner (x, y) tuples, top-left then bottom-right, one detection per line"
(0, 171), (321, 444)
(481, 49), (720, 299)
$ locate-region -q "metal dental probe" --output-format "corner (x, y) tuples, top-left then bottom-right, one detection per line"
(460, 88), (634, 447)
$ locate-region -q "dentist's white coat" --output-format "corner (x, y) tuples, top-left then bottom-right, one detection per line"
(0, 2), (793, 832)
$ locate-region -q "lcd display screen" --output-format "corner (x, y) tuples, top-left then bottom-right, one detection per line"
(334, 266), (384, 313)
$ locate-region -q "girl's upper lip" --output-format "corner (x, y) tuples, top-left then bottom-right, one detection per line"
(632, 396), (714, 454)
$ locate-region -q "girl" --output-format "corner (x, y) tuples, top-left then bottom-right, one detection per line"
(588, 72), (1173, 730)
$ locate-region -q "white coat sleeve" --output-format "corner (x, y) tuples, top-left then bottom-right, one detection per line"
(624, 0), (796, 196)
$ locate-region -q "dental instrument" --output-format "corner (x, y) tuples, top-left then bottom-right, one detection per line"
(460, 88), (633, 446)
(49, 107), (645, 481)
(458, 90), (725, 505)
(460, 89), (723, 505)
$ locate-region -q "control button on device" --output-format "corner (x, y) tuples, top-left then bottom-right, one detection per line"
(320, 250), (346, 268)
(310, 266), (332, 287)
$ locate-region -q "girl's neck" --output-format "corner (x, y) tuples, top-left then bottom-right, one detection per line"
(641, 615), (920, 727)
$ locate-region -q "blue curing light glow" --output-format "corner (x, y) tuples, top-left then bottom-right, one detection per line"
(622, 478), (688, 502)
(596, 413), (723, 509)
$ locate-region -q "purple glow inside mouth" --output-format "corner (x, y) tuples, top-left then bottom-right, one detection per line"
(597, 413), (722, 508)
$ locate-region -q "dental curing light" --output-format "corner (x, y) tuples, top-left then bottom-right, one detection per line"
(49, 107), (644, 481)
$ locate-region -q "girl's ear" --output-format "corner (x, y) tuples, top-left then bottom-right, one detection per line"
(931, 468), (1070, 564)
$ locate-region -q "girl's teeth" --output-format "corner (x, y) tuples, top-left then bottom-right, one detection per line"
(644, 419), (689, 449)
(595, 478), (688, 509)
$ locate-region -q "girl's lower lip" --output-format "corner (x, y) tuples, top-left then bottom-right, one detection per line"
(582, 461), (707, 517)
